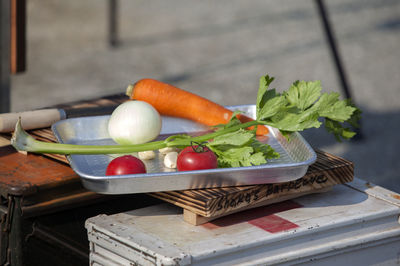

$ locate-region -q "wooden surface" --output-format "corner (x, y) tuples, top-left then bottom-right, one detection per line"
(0, 144), (80, 197)
(151, 150), (354, 225)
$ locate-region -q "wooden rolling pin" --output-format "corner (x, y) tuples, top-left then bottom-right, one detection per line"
(0, 105), (118, 132)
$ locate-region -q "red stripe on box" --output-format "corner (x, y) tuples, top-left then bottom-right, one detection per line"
(248, 213), (299, 233)
(203, 200), (302, 233)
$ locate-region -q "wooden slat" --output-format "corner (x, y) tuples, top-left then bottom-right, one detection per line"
(0, 135), (11, 147)
(183, 187), (333, 225)
(151, 150), (354, 219)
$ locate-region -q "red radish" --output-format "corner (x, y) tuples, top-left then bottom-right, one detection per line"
(106, 155), (146, 175)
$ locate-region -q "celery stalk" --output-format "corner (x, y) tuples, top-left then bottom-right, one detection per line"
(11, 117), (260, 155)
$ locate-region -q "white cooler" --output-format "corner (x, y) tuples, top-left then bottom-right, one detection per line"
(85, 178), (400, 266)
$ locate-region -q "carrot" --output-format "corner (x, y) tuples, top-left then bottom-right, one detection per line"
(126, 79), (269, 135)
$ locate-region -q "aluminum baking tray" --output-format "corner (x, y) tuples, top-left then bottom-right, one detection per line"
(52, 105), (316, 194)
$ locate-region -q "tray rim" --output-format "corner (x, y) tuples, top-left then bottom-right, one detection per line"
(51, 104), (317, 192)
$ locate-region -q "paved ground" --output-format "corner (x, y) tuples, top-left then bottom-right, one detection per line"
(10, 0), (400, 192)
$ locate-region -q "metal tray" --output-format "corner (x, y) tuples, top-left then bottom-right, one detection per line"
(52, 105), (316, 194)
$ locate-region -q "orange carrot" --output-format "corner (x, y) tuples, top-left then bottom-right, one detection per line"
(126, 79), (269, 135)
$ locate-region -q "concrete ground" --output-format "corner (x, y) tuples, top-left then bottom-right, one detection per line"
(10, 0), (400, 192)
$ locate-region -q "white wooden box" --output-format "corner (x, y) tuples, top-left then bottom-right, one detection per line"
(85, 178), (400, 266)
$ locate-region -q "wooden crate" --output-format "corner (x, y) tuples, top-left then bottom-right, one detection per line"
(151, 150), (353, 225)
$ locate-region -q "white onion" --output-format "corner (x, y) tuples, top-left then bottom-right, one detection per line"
(108, 101), (162, 145)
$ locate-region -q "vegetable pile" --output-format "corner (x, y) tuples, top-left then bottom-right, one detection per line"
(11, 74), (360, 172)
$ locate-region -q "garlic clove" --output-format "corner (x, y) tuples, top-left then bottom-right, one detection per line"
(159, 147), (179, 155)
(164, 151), (178, 168)
(138, 150), (156, 160)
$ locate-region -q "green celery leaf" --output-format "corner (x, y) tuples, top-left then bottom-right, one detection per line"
(208, 129), (254, 147)
(257, 90), (287, 121)
(212, 147), (267, 168)
(257, 75), (275, 113)
(250, 138), (280, 159)
(267, 108), (322, 132)
(247, 152), (268, 166)
(212, 146), (253, 167)
(255, 75), (360, 140)
(207, 128), (278, 167)
(315, 93), (356, 122)
(345, 99), (362, 128)
(324, 118), (356, 141)
(284, 80), (321, 110)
